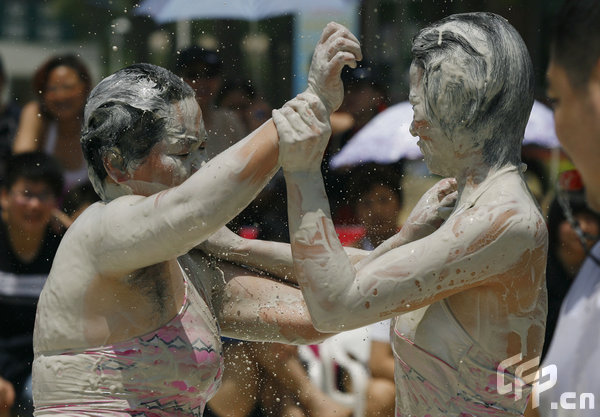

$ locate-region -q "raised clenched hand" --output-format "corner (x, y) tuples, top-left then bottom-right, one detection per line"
(305, 22), (362, 113)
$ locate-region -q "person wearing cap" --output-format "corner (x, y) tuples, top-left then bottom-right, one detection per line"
(175, 46), (246, 159)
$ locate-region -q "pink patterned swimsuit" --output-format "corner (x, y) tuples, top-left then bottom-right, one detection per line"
(32, 266), (223, 417)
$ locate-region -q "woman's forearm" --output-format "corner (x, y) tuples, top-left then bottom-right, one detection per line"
(285, 170), (359, 331)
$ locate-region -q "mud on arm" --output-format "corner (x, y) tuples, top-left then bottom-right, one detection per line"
(209, 259), (334, 344)
(284, 175), (544, 332)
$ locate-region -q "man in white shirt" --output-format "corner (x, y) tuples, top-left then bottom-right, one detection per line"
(538, 1), (600, 416)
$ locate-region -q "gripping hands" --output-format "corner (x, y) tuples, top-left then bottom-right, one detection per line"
(275, 22), (362, 173)
(274, 92), (331, 173)
(306, 22), (362, 113)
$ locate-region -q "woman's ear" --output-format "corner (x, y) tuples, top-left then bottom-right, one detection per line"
(102, 149), (129, 183)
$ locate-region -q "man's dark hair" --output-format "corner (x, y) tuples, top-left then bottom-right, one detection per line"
(3, 151), (64, 197)
(551, 0), (600, 89)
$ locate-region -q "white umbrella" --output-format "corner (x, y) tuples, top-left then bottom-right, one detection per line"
(523, 100), (560, 149)
(135, 0), (358, 23)
(330, 101), (422, 169)
(330, 99), (561, 170)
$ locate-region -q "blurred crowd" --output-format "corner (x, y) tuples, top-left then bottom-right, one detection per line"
(1, 3), (599, 414)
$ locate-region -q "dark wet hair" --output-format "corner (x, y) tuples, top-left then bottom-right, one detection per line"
(551, 0), (600, 89)
(32, 54), (92, 119)
(3, 151), (64, 197)
(412, 12), (534, 168)
(81, 63), (195, 199)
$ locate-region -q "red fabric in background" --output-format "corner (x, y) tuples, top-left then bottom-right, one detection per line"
(236, 224), (365, 247)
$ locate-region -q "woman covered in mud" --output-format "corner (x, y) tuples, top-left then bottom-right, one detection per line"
(279, 13), (547, 417)
(31, 23), (361, 417)
(186, 13), (548, 416)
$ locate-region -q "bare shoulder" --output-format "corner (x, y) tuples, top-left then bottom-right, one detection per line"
(61, 200), (107, 246)
(44, 201), (113, 287)
(455, 174), (544, 235)
(437, 184), (546, 272)
(68, 195), (145, 239)
(57, 197), (142, 270)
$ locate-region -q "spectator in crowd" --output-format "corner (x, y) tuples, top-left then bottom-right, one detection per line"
(0, 54), (21, 181)
(531, 1), (600, 413)
(45, 181), (102, 230)
(217, 78), (256, 136)
(229, 98), (290, 242)
(12, 55), (92, 193)
(332, 63), (389, 148)
(536, 4), (600, 409)
(521, 153), (551, 208)
(337, 163), (403, 416)
(348, 163), (404, 249)
(0, 152), (64, 417)
(344, 164), (405, 416)
(175, 47), (246, 158)
(217, 80), (274, 135)
(244, 97), (273, 133)
(220, 89), (289, 242)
